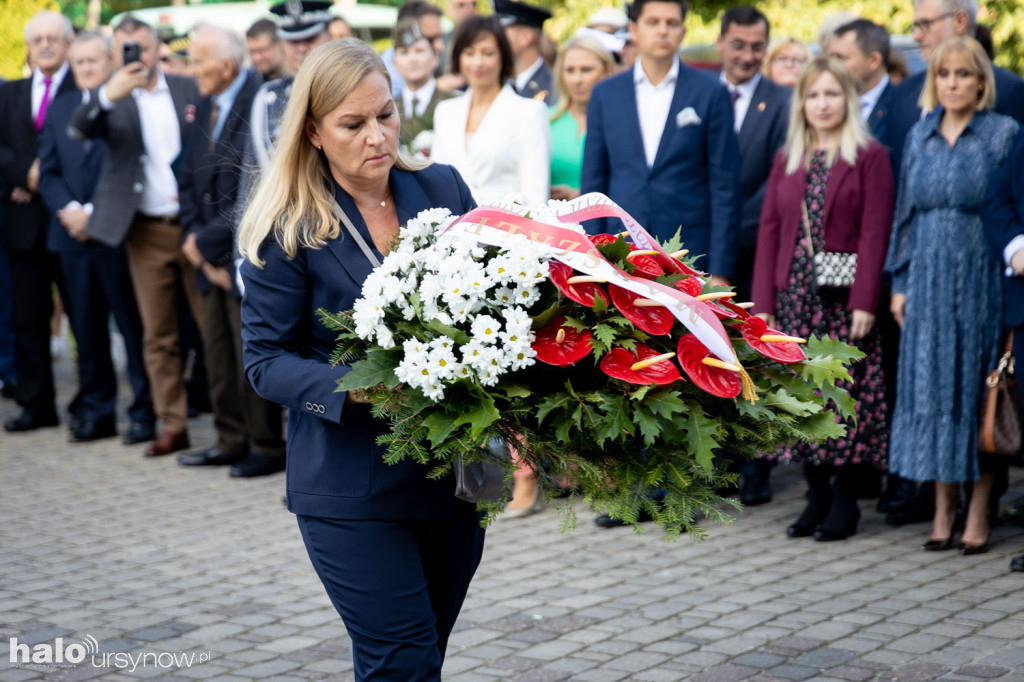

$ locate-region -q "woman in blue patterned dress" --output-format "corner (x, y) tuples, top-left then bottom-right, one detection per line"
(885, 37), (1019, 555)
(753, 56), (894, 542)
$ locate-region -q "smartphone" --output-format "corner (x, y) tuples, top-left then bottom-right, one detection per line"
(122, 42), (142, 66)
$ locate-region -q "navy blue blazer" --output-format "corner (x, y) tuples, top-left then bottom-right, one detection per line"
(38, 90), (107, 254)
(736, 75), (790, 251)
(887, 66), (1024, 174)
(241, 163), (476, 520)
(982, 128), (1024, 327)
(580, 60), (742, 277)
(179, 70), (262, 292)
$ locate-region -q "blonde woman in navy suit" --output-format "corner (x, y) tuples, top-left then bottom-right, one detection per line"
(237, 40), (482, 680)
(431, 15), (551, 206)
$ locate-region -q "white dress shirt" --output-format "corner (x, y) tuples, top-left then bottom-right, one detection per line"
(859, 73), (890, 121)
(401, 79), (437, 119)
(1004, 236), (1024, 276)
(514, 57), (545, 94)
(634, 57), (679, 168)
(720, 71), (759, 133)
(32, 62), (70, 120)
(100, 72), (182, 217)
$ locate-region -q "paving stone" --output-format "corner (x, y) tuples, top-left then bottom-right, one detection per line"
(886, 634), (952, 654)
(955, 664), (1013, 678)
(885, 662), (952, 681)
(689, 664), (760, 682)
(792, 648), (857, 669)
(765, 664), (818, 680)
(731, 653), (787, 669)
(824, 665), (878, 681)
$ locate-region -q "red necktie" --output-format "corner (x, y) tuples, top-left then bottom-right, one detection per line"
(34, 77), (53, 132)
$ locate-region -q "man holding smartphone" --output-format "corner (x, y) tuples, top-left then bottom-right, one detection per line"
(69, 17), (203, 458)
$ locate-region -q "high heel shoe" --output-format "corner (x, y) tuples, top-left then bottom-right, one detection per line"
(923, 513), (962, 551)
(503, 484), (544, 519)
(959, 534), (990, 555)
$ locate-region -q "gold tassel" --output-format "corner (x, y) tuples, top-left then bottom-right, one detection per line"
(739, 367), (757, 403)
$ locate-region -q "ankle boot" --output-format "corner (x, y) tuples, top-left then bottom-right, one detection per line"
(815, 467), (861, 541)
(788, 463), (833, 538)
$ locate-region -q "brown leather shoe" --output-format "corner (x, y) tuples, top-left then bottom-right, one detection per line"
(144, 430), (190, 457)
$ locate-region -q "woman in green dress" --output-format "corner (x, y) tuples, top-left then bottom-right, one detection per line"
(549, 36), (615, 201)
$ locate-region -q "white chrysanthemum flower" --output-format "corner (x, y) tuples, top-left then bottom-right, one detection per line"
(512, 284), (541, 307)
(470, 315), (502, 344)
(503, 307), (533, 335)
(427, 343), (459, 380)
(492, 286), (515, 306)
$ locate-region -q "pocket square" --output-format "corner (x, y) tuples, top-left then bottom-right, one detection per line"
(676, 107), (701, 128)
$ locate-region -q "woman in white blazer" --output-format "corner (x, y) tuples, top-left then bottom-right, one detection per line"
(432, 16), (551, 207)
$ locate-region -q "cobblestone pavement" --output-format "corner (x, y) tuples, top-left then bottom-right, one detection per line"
(2, 361), (1024, 681)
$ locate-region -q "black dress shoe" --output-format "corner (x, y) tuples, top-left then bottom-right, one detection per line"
(230, 453), (285, 478)
(740, 483), (773, 506)
(4, 410), (59, 432)
(1, 379), (17, 400)
(593, 509), (654, 528)
(122, 420), (156, 445)
(70, 416), (117, 443)
(1010, 555), (1024, 572)
(814, 504), (860, 542)
(178, 446), (245, 467)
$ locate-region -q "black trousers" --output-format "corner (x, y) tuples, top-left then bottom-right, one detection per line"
(60, 248), (153, 424)
(8, 246), (55, 415)
(296, 501), (486, 681)
(200, 286), (284, 457)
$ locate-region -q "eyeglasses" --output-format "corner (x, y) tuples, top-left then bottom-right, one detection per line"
(726, 40), (766, 55)
(774, 55), (806, 66)
(911, 12), (954, 32)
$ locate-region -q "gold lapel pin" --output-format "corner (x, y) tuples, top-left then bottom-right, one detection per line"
(757, 101), (766, 112)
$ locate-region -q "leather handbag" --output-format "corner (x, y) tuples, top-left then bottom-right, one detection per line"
(454, 438), (513, 504)
(978, 332), (1022, 455)
(802, 201), (857, 292)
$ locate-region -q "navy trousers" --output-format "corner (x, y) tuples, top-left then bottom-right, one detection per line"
(60, 248), (153, 424)
(296, 500), (486, 680)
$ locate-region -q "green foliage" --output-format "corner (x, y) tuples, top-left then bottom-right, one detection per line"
(533, 0), (1023, 75)
(1, 0), (58, 80)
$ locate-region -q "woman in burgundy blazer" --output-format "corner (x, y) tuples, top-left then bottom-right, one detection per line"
(751, 56), (894, 542)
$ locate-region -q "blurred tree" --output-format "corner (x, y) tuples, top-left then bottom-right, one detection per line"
(533, 0), (1022, 74)
(1, 0), (58, 79)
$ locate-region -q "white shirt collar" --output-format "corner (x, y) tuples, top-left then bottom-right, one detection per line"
(402, 79), (437, 117)
(859, 72), (890, 119)
(720, 71), (760, 98)
(33, 61), (69, 89)
(633, 56), (679, 88)
(514, 56), (545, 93)
(133, 71), (170, 98)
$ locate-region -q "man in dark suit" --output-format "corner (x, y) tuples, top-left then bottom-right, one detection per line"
(888, 0), (1024, 173)
(830, 19), (895, 155)
(392, 19), (457, 152)
(716, 5), (789, 506)
(980, 130), (1024, 573)
(581, 0), (741, 284)
(176, 25), (285, 479)
(38, 30), (155, 444)
(69, 16), (203, 457)
(0, 11), (76, 432)
(496, 0), (556, 105)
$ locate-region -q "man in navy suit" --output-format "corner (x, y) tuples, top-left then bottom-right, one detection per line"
(981, 129), (1024, 573)
(581, 0), (741, 284)
(888, 0), (1024, 173)
(0, 11), (77, 432)
(38, 30), (154, 443)
(716, 5), (789, 506)
(176, 25), (285, 479)
(496, 0), (556, 105)
(830, 20), (895, 159)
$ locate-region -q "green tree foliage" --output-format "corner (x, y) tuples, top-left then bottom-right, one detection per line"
(534, 0), (1023, 74)
(1, 0), (59, 80)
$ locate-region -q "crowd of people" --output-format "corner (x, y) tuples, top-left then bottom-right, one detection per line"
(3, 0), (1024, 674)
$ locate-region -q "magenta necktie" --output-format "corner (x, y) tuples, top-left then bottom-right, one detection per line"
(34, 77), (53, 132)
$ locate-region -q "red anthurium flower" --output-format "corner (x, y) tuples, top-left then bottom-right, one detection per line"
(655, 251), (703, 277)
(626, 245), (664, 279)
(533, 316), (594, 366)
(719, 299), (753, 320)
(600, 344), (682, 385)
(740, 316), (806, 364)
(547, 260), (610, 308)
(676, 334), (742, 398)
(609, 285), (674, 335)
(588, 233), (619, 246)
(674, 276), (702, 297)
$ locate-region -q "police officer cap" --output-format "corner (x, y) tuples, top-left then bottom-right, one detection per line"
(493, 0), (552, 29)
(270, 0), (333, 41)
(393, 18), (428, 49)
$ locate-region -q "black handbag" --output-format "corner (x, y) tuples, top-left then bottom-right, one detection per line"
(454, 438), (513, 504)
(802, 201), (857, 293)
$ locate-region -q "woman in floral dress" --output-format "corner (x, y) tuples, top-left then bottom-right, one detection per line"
(752, 56), (894, 541)
(885, 38), (1018, 555)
